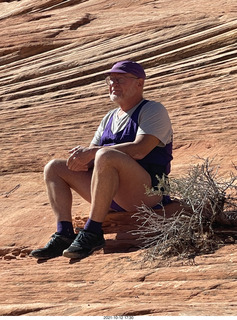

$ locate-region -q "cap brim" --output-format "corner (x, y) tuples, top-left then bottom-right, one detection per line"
(106, 68), (127, 75)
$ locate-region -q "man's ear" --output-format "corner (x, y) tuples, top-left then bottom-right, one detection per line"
(137, 78), (144, 87)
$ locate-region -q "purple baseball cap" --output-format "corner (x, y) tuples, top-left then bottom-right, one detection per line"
(108, 60), (146, 79)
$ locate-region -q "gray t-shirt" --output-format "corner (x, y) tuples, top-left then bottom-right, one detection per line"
(91, 99), (173, 147)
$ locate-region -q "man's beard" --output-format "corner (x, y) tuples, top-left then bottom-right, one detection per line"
(109, 93), (122, 104)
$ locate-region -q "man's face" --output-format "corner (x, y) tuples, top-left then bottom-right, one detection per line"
(107, 73), (143, 105)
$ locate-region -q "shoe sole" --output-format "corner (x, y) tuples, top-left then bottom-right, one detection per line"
(30, 253), (62, 260)
(62, 244), (105, 259)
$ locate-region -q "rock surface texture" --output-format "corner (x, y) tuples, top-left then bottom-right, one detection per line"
(0, 0), (237, 316)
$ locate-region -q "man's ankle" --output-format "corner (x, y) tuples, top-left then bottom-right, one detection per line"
(84, 218), (102, 234)
(57, 221), (75, 239)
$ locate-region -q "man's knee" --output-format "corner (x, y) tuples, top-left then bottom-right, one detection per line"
(94, 148), (119, 168)
(44, 159), (62, 181)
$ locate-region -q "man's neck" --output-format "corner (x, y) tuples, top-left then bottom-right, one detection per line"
(119, 96), (144, 112)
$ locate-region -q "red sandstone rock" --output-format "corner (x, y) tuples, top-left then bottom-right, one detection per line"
(0, 0), (237, 316)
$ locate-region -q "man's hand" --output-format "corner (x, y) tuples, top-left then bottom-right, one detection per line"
(67, 146), (95, 171)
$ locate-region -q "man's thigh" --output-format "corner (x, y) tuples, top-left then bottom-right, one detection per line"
(50, 159), (92, 203)
(101, 150), (162, 211)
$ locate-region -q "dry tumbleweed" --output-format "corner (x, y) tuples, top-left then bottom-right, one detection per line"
(132, 158), (237, 261)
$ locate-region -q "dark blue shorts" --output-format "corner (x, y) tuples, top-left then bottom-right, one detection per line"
(110, 195), (172, 212)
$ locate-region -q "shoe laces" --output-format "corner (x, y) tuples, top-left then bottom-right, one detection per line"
(73, 230), (98, 248)
(45, 233), (62, 248)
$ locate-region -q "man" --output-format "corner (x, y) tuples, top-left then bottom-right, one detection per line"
(30, 60), (173, 260)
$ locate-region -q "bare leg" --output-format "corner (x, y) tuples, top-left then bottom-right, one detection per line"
(44, 159), (92, 223)
(44, 149), (162, 224)
(88, 148), (162, 222)
(39, 150), (162, 259)
(62, 147), (162, 259)
(30, 160), (93, 259)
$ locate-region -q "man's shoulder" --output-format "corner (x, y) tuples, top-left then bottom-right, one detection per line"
(142, 100), (167, 113)
(145, 99), (164, 108)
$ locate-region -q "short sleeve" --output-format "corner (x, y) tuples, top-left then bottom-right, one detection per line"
(90, 110), (115, 145)
(137, 101), (173, 146)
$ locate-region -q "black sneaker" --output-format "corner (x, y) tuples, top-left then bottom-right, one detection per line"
(30, 233), (75, 260)
(63, 229), (105, 259)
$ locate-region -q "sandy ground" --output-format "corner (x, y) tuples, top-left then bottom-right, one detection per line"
(0, 0), (237, 316)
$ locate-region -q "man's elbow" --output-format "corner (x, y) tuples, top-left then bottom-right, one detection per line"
(132, 150), (149, 160)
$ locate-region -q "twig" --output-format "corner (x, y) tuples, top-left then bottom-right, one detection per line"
(1, 184), (21, 198)
(131, 158), (237, 262)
